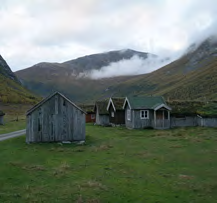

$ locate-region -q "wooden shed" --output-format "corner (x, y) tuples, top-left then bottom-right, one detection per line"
(94, 100), (110, 126)
(107, 97), (125, 125)
(0, 110), (5, 125)
(123, 96), (171, 129)
(26, 92), (86, 143)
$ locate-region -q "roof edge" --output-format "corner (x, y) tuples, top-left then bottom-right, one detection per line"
(123, 97), (131, 109)
(106, 98), (116, 112)
(154, 103), (172, 111)
(26, 92), (86, 115)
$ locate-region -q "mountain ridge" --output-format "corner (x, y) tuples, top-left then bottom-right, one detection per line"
(16, 49), (152, 102)
(15, 38), (217, 103)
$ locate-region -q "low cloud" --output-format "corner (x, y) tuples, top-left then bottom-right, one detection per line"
(0, 0), (217, 72)
(80, 53), (178, 79)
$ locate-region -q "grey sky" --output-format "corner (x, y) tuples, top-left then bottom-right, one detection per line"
(0, 0), (216, 72)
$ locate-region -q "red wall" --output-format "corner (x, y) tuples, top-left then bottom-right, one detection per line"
(86, 113), (96, 123)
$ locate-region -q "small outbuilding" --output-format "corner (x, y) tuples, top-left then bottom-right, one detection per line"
(79, 104), (96, 123)
(123, 96), (171, 129)
(0, 110), (5, 125)
(26, 92), (86, 143)
(107, 97), (125, 125)
(94, 99), (110, 126)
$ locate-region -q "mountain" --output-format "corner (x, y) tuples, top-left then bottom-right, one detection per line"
(16, 49), (151, 102)
(107, 37), (217, 101)
(0, 55), (39, 104)
(15, 38), (217, 103)
(0, 55), (20, 83)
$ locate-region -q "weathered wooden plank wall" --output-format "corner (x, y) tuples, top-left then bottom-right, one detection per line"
(109, 106), (125, 125)
(133, 110), (153, 129)
(0, 116), (4, 125)
(171, 116), (217, 128)
(155, 119), (170, 129)
(171, 116), (198, 127)
(198, 118), (217, 127)
(125, 105), (133, 129)
(95, 107), (109, 126)
(26, 94), (85, 143)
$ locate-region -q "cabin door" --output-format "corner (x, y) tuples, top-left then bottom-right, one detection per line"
(155, 110), (170, 129)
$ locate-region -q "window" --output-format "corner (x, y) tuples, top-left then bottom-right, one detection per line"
(63, 100), (66, 106)
(127, 109), (131, 121)
(91, 114), (95, 119)
(140, 110), (149, 119)
(38, 118), (41, 131)
(111, 111), (114, 117)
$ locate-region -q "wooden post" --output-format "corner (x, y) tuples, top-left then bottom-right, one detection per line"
(154, 110), (156, 129)
(163, 110), (165, 129)
(168, 110), (170, 128)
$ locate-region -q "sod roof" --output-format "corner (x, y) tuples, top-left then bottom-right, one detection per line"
(79, 104), (95, 113)
(95, 99), (109, 115)
(110, 97), (125, 111)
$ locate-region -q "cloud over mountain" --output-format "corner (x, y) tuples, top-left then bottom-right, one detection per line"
(0, 0), (217, 72)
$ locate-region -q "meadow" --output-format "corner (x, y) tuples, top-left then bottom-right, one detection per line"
(0, 125), (217, 203)
(0, 103), (30, 134)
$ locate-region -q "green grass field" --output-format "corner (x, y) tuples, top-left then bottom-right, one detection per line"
(0, 118), (26, 134)
(0, 125), (217, 203)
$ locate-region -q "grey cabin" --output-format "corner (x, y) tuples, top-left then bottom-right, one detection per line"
(94, 100), (110, 126)
(26, 92), (86, 143)
(0, 110), (5, 125)
(123, 96), (171, 129)
(107, 97), (125, 125)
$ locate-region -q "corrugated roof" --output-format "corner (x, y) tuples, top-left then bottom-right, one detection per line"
(26, 92), (86, 115)
(95, 99), (109, 115)
(111, 97), (125, 110)
(127, 96), (166, 109)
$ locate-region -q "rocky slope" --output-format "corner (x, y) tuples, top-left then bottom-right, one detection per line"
(0, 55), (20, 83)
(0, 55), (39, 104)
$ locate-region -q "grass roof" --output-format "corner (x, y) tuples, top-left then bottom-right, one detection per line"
(111, 97), (125, 110)
(79, 104), (95, 113)
(95, 99), (109, 115)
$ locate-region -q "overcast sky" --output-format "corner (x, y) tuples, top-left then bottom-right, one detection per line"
(0, 0), (217, 72)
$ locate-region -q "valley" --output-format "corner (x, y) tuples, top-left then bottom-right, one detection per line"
(15, 38), (217, 103)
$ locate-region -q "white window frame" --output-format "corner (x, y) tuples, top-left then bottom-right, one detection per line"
(140, 110), (149, 119)
(127, 109), (131, 121)
(111, 111), (115, 117)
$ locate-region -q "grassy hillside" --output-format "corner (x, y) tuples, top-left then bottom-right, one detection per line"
(108, 43), (217, 101)
(0, 54), (40, 105)
(168, 100), (217, 116)
(17, 70), (136, 103)
(15, 49), (150, 103)
(0, 74), (39, 104)
(15, 38), (217, 102)
(0, 125), (217, 202)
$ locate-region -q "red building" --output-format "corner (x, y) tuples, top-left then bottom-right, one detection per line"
(79, 104), (96, 123)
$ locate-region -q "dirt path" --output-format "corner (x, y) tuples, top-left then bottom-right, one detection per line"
(0, 129), (26, 141)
